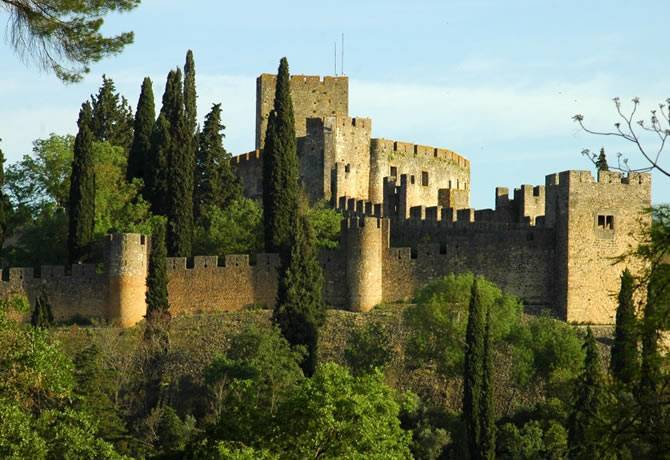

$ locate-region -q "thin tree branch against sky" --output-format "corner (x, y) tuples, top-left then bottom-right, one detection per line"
(1, 0), (668, 207)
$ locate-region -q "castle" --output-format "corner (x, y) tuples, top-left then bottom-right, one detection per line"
(0, 73), (652, 327)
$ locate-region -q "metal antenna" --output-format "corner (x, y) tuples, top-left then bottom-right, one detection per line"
(341, 33), (345, 75)
(334, 41), (337, 75)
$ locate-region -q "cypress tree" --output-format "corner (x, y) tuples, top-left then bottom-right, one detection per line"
(611, 269), (639, 385)
(183, 50), (197, 138)
(596, 147), (609, 172)
(68, 102), (96, 264)
(127, 77), (155, 182)
(463, 278), (489, 460)
(30, 289), (53, 328)
(162, 68), (194, 257)
(567, 327), (605, 460)
(480, 304), (495, 460)
(262, 57), (299, 258)
(145, 218), (170, 347)
(0, 139), (10, 252)
(194, 103), (242, 221)
(145, 113), (171, 215)
(273, 211), (325, 376)
(90, 75), (134, 150)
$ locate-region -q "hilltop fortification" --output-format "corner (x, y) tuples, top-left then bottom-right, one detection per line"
(0, 71), (652, 327)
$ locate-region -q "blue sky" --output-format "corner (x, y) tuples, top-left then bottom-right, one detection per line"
(1, 0), (668, 207)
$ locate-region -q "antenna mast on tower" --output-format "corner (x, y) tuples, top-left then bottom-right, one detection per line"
(334, 41), (337, 75)
(341, 33), (344, 75)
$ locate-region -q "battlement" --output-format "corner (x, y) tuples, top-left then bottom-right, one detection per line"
(321, 116), (372, 130)
(370, 138), (469, 168)
(342, 215), (383, 230)
(257, 73), (349, 86)
(545, 170), (652, 187)
(232, 150), (262, 165)
(166, 254), (280, 272)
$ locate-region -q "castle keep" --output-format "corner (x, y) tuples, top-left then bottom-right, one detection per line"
(0, 72), (652, 326)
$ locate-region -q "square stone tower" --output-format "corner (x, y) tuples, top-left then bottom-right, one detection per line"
(255, 74), (349, 149)
(545, 170), (652, 324)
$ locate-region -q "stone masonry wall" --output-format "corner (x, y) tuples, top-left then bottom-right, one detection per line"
(369, 138), (470, 207)
(386, 219), (556, 306)
(545, 170), (651, 324)
(232, 150), (263, 200)
(256, 74), (348, 149)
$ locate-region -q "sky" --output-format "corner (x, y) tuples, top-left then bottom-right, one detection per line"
(1, 0), (668, 208)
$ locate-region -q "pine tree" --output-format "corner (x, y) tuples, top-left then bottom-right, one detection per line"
(90, 75), (134, 150)
(194, 103), (242, 221)
(68, 102), (96, 264)
(30, 289), (53, 328)
(273, 211), (325, 376)
(127, 77), (155, 182)
(145, 113), (171, 215)
(611, 269), (639, 385)
(567, 327), (605, 459)
(463, 278), (489, 460)
(162, 68), (194, 257)
(262, 57), (299, 258)
(596, 147), (609, 172)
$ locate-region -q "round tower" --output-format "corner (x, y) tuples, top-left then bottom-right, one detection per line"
(345, 216), (383, 312)
(106, 233), (149, 327)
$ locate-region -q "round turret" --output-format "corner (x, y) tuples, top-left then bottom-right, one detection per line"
(344, 216), (383, 312)
(106, 233), (149, 327)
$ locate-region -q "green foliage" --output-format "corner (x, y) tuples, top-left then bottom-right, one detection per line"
(92, 141), (153, 236)
(145, 113), (171, 215)
(274, 214), (325, 376)
(0, 298), (123, 458)
(275, 363), (412, 459)
(463, 278), (494, 460)
(344, 321), (393, 376)
(156, 406), (196, 456)
(497, 420), (567, 460)
(0, 139), (11, 251)
(306, 200), (342, 249)
(145, 218), (170, 347)
(68, 102), (96, 263)
(90, 76), (134, 150)
(596, 147), (609, 172)
(193, 200), (263, 255)
(611, 269), (639, 385)
(2, 0), (140, 82)
(405, 273), (522, 376)
(5, 134), (73, 216)
(509, 316), (584, 393)
(205, 324), (304, 441)
(162, 68), (194, 257)
(567, 328), (606, 460)
(30, 290), (53, 329)
(127, 77), (155, 182)
(194, 103), (242, 221)
(262, 57), (299, 256)
(183, 50), (198, 138)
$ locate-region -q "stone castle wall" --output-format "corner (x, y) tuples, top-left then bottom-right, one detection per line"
(256, 74), (349, 149)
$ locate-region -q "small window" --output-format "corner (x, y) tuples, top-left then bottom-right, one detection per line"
(421, 171), (429, 186)
(597, 215), (614, 230)
(345, 164), (351, 173)
(390, 166), (398, 177)
(410, 175), (416, 185)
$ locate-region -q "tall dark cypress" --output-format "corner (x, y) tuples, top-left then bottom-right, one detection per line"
(68, 102), (96, 264)
(262, 57), (299, 258)
(194, 103), (242, 220)
(183, 50), (197, 138)
(273, 211), (325, 376)
(145, 219), (170, 330)
(0, 139), (10, 252)
(30, 289), (53, 328)
(568, 327), (605, 460)
(611, 269), (639, 385)
(161, 69), (194, 257)
(480, 304), (495, 460)
(145, 113), (171, 215)
(127, 77), (155, 182)
(90, 75), (134, 150)
(463, 278), (487, 460)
